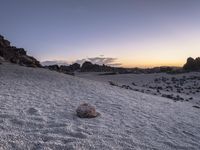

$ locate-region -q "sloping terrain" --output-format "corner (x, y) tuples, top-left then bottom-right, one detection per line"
(77, 72), (200, 106)
(0, 63), (200, 150)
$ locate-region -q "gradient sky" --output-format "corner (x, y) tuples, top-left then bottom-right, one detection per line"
(0, 0), (200, 67)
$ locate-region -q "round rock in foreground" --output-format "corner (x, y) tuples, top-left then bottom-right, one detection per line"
(76, 103), (100, 118)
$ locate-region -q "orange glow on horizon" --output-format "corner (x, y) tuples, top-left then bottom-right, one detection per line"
(119, 59), (184, 68)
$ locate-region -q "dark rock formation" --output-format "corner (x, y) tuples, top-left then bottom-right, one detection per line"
(60, 63), (80, 72)
(76, 103), (100, 118)
(183, 57), (200, 71)
(80, 61), (180, 74)
(81, 61), (114, 72)
(45, 63), (80, 75)
(46, 65), (60, 71)
(81, 61), (94, 71)
(70, 63), (81, 71)
(0, 35), (41, 67)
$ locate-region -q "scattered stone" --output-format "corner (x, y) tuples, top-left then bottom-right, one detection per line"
(132, 82), (137, 86)
(76, 103), (100, 118)
(121, 85), (133, 90)
(109, 81), (118, 86)
(193, 105), (200, 109)
(162, 94), (173, 99)
(161, 94), (184, 102)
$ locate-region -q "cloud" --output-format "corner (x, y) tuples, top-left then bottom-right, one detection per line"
(74, 56), (122, 67)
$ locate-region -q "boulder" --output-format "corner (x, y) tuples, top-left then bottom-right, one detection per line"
(76, 103), (100, 118)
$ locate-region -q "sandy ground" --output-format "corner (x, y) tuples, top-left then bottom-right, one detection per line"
(0, 63), (200, 150)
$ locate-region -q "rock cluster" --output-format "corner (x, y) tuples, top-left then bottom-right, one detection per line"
(76, 103), (100, 118)
(183, 57), (200, 71)
(45, 61), (182, 75)
(0, 35), (41, 67)
(45, 63), (81, 75)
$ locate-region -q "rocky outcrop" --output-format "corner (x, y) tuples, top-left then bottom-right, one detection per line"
(60, 63), (80, 72)
(44, 63), (80, 76)
(0, 35), (10, 48)
(0, 35), (41, 67)
(46, 65), (60, 71)
(81, 61), (94, 71)
(70, 63), (81, 71)
(183, 57), (200, 71)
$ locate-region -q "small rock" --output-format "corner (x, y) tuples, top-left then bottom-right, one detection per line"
(0, 56), (4, 64)
(76, 103), (100, 118)
(193, 105), (200, 109)
(0, 56), (4, 61)
(109, 81), (117, 86)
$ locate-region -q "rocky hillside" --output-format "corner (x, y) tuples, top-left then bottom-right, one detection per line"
(0, 35), (41, 67)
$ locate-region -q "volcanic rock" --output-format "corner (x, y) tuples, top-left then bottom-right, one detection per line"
(76, 103), (100, 118)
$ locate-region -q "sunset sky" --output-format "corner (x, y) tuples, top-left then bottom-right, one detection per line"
(0, 0), (200, 67)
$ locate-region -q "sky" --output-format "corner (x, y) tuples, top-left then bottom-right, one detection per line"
(0, 0), (200, 68)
